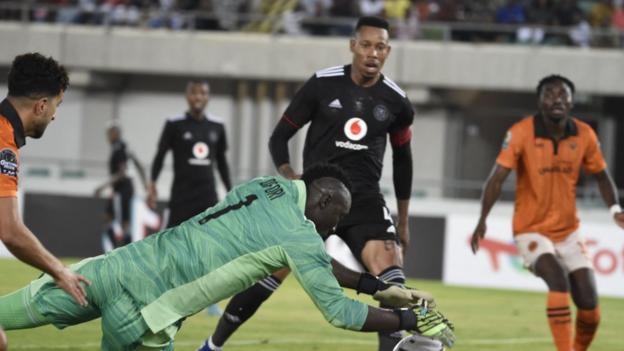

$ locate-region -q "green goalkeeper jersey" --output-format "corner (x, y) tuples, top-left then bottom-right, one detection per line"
(100, 176), (368, 334)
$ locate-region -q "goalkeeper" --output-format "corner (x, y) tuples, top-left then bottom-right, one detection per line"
(0, 164), (454, 350)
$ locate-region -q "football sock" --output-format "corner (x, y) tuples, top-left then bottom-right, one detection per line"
(574, 307), (600, 351)
(377, 266), (406, 351)
(211, 275), (282, 347)
(0, 286), (49, 330)
(546, 291), (572, 351)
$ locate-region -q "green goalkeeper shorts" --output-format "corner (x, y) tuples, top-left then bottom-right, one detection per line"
(9, 256), (176, 350)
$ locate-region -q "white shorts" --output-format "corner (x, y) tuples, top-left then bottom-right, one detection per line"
(515, 231), (592, 273)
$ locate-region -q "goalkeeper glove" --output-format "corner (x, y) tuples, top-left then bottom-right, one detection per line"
(357, 273), (436, 308)
(396, 305), (455, 348)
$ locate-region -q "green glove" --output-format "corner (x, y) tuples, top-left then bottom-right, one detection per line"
(398, 306), (455, 348)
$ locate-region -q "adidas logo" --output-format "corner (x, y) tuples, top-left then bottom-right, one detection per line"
(328, 99), (342, 109)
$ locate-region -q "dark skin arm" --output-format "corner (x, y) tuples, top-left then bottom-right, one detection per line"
(361, 306), (401, 331)
(593, 169), (624, 229)
(471, 164), (512, 253)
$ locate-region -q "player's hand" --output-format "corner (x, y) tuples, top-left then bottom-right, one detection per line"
(397, 220), (410, 255)
(373, 285), (435, 308)
(53, 267), (91, 307)
(614, 211), (624, 230)
(470, 219), (487, 254)
(409, 305), (455, 348)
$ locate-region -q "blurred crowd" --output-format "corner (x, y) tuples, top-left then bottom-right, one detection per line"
(1, 0), (624, 47)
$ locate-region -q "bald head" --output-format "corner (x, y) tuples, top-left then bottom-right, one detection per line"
(305, 177), (351, 238)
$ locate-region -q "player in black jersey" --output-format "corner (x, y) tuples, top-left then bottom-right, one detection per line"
(95, 124), (147, 249)
(199, 17), (438, 351)
(148, 80), (232, 228)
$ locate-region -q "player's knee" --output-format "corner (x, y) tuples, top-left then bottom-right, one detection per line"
(534, 254), (568, 292)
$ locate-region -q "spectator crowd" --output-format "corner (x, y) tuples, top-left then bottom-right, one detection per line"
(1, 0), (624, 47)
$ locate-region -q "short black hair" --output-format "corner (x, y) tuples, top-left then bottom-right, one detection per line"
(8, 53), (69, 98)
(537, 74), (575, 96)
(301, 163), (352, 194)
(355, 16), (389, 32)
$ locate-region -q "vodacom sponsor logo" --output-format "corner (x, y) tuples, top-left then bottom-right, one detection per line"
(336, 118), (369, 151)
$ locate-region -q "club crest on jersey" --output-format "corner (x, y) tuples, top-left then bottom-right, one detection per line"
(0, 148), (18, 177)
(373, 104), (389, 122)
(344, 118), (367, 141)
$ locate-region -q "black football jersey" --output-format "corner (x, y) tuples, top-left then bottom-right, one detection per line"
(109, 140), (132, 192)
(151, 113), (228, 205)
(283, 64), (414, 198)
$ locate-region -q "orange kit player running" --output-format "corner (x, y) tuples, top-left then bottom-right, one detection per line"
(470, 75), (624, 351)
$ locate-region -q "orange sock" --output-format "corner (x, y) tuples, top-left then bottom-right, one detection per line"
(547, 291), (572, 351)
(574, 307), (600, 351)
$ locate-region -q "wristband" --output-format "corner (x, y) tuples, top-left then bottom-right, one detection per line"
(356, 272), (387, 295)
(610, 204), (622, 216)
(395, 308), (417, 331)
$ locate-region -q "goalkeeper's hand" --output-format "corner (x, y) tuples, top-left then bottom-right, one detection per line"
(373, 285), (436, 308)
(397, 305), (455, 348)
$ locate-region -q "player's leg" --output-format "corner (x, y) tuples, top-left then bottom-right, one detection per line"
(199, 268), (291, 351)
(339, 217), (409, 351)
(0, 326), (6, 351)
(119, 182), (134, 246)
(556, 232), (599, 351)
(516, 233), (571, 351)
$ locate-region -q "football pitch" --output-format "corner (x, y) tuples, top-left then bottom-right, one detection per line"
(1, 259), (623, 351)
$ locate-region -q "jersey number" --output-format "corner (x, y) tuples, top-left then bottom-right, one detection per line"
(198, 195), (258, 224)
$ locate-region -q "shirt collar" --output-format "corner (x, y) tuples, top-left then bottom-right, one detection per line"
(533, 114), (578, 139)
(293, 180), (307, 213)
(0, 98), (26, 148)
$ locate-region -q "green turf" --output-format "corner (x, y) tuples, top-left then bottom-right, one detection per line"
(1, 258), (623, 350)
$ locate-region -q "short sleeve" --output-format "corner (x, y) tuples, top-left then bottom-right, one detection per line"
(0, 130), (18, 197)
(582, 126), (607, 174)
(496, 125), (523, 169)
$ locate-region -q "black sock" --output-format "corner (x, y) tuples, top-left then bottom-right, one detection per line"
(377, 266), (406, 351)
(211, 275), (282, 347)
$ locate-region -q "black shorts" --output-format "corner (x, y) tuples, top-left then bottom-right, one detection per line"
(166, 195), (218, 228)
(334, 199), (399, 266)
(106, 185), (134, 224)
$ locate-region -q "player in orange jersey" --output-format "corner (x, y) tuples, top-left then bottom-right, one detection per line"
(471, 75), (624, 351)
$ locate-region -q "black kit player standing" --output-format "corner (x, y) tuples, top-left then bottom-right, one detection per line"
(95, 124), (148, 249)
(199, 16), (439, 351)
(148, 80), (232, 229)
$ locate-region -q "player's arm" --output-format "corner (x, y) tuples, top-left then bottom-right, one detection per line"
(470, 164), (512, 253)
(391, 128), (413, 253)
(129, 151), (149, 191)
(268, 76), (318, 179)
(215, 128), (232, 191)
(0, 197), (91, 306)
(94, 164), (128, 197)
(148, 121), (173, 206)
(593, 169), (624, 228)
(331, 259), (433, 307)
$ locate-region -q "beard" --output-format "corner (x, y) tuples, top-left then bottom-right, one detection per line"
(30, 120), (49, 139)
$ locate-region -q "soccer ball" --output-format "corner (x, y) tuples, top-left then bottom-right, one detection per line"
(393, 334), (444, 351)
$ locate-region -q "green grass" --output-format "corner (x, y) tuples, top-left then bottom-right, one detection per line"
(1, 258), (623, 350)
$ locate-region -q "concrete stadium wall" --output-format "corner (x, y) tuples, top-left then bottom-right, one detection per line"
(1, 23), (624, 95)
